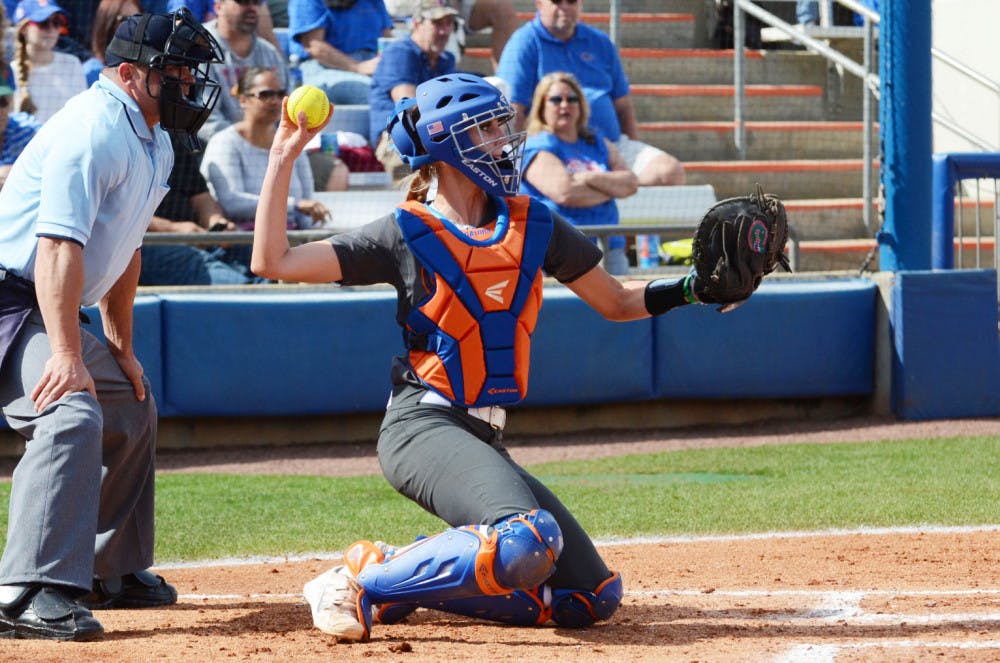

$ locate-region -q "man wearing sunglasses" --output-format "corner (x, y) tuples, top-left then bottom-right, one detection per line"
(197, 0), (288, 144)
(496, 0), (685, 187)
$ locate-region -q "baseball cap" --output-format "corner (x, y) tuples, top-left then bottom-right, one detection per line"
(415, 0), (459, 21)
(13, 0), (66, 25)
(104, 13), (176, 67)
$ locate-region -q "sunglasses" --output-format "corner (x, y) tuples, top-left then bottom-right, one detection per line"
(30, 15), (68, 30)
(547, 94), (581, 105)
(0, 96), (10, 109)
(245, 88), (285, 101)
(550, 0), (578, 5)
(230, 0), (262, 5)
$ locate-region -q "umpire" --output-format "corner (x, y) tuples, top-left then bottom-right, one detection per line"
(0, 9), (222, 640)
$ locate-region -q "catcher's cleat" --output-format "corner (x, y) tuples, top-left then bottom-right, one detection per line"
(303, 540), (383, 641)
(303, 566), (371, 641)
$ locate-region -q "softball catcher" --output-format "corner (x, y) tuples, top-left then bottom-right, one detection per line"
(250, 73), (789, 642)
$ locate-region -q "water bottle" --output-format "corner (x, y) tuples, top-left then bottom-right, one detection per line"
(637, 234), (661, 269)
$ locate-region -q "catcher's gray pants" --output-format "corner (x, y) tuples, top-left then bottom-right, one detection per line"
(377, 382), (612, 592)
(0, 309), (157, 591)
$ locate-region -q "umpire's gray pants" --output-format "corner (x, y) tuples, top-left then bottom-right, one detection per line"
(0, 309), (157, 591)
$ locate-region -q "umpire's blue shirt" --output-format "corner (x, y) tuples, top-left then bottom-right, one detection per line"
(0, 75), (173, 306)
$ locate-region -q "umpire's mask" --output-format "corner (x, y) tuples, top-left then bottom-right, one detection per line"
(105, 8), (224, 151)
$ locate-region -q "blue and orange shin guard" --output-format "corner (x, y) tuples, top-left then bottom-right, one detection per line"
(357, 509), (563, 608)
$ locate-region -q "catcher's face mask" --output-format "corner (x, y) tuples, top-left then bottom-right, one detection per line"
(106, 9), (224, 151)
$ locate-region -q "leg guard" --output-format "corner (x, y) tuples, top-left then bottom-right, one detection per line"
(379, 572), (623, 628)
(358, 509), (562, 605)
(549, 571), (623, 627)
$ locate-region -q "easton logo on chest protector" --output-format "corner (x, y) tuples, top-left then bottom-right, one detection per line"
(397, 197), (554, 407)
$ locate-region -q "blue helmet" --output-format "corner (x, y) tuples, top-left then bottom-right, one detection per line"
(387, 73), (525, 197)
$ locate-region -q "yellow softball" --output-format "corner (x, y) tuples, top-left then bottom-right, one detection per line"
(286, 85), (331, 129)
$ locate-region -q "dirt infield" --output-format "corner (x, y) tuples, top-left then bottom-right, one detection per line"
(4, 416), (1000, 661)
(8, 529), (999, 661)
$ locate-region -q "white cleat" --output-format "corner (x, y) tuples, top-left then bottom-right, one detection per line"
(303, 566), (368, 642)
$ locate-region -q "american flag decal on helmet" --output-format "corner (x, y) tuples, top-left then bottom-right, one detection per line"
(427, 120), (444, 135)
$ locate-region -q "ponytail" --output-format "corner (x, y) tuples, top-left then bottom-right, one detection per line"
(403, 164), (437, 203)
(14, 28), (36, 115)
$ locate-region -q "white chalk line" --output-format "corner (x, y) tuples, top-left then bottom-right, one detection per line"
(156, 523), (1000, 570)
(775, 641), (1000, 663)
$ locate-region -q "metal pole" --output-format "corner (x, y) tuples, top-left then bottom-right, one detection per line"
(863, 16), (874, 230)
(609, 0), (619, 47)
(734, 1), (746, 160)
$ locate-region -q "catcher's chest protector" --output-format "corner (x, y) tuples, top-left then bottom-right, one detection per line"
(397, 196), (553, 407)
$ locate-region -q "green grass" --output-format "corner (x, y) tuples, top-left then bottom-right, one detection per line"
(0, 435), (996, 563)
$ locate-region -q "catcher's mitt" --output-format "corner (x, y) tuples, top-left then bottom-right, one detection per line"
(690, 184), (791, 312)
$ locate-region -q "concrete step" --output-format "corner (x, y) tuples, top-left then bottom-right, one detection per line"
(620, 48), (829, 85)
(783, 198), (870, 240)
(681, 158), (874, 199)
(640, 120), (877, 161)
(794, 237), (997, 272)
(631, 83), (825, 121)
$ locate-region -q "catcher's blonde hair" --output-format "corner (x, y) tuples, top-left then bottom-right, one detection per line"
(525, 71), (593, 141)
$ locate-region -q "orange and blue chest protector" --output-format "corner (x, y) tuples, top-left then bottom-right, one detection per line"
(397, 196), (554, 407)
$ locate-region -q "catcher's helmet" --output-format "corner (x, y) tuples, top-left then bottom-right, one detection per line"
(106, 8), (224, 150)
(387, 73), (525, 197)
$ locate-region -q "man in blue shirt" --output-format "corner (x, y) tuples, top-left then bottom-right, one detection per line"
(0, 10), (222, 641)
(369, 0), (457, 181)
(289, 0), (393, 104)
(495, 0), (685, 186)
(0, 82), (39, 190)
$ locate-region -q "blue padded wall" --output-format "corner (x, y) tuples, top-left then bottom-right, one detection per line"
(82, 295), (165, 412)
(159, 291), (400, 416)
(892, 269), (1000, 419)
(524, 287), (654, 406)
(653, 279), (878, 398)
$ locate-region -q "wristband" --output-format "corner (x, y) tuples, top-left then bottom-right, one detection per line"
(644, 277), (691, 316)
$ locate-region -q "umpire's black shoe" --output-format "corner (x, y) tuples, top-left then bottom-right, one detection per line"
(79, 569), (177, 609)
(0, 585), (104, 641)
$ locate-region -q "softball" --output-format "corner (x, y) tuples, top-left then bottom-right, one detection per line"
(286, 85), (331, 129)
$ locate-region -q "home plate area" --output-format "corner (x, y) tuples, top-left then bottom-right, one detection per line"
(6, 527), (999, 662)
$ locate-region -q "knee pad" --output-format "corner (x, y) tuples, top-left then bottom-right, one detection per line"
(550, 571), (623, 628)
(358, 509), (562, 605)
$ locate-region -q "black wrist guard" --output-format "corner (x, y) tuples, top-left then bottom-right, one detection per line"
(644, 276), (694, 316)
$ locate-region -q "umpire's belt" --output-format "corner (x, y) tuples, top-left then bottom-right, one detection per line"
(419, 390), (507, 431)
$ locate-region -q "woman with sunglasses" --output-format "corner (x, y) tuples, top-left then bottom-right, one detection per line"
(200, 66), (332, 230)
(10, 0), (86, 123)
(250, 73), (714, 641)
(521, 71), (638, 276)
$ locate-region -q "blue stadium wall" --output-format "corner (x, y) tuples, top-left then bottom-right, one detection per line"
(59, 271), (994, 423)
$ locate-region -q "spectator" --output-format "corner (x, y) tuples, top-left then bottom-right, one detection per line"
(796, 1), (819, 26)
(496, 0), (685, 186)
(168, 0), (282, 52)
(11, 0), (87, 122)
(0, 79), (40, 189)
(288, 0), (392, 104)
(368, 0), (457, 183)
(198, 0), (288, 144)
(83, 0), (143, 86)
(201, 66), (331, 229)
(140, 133), (266, 285)
(520, 72), (637, 276)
